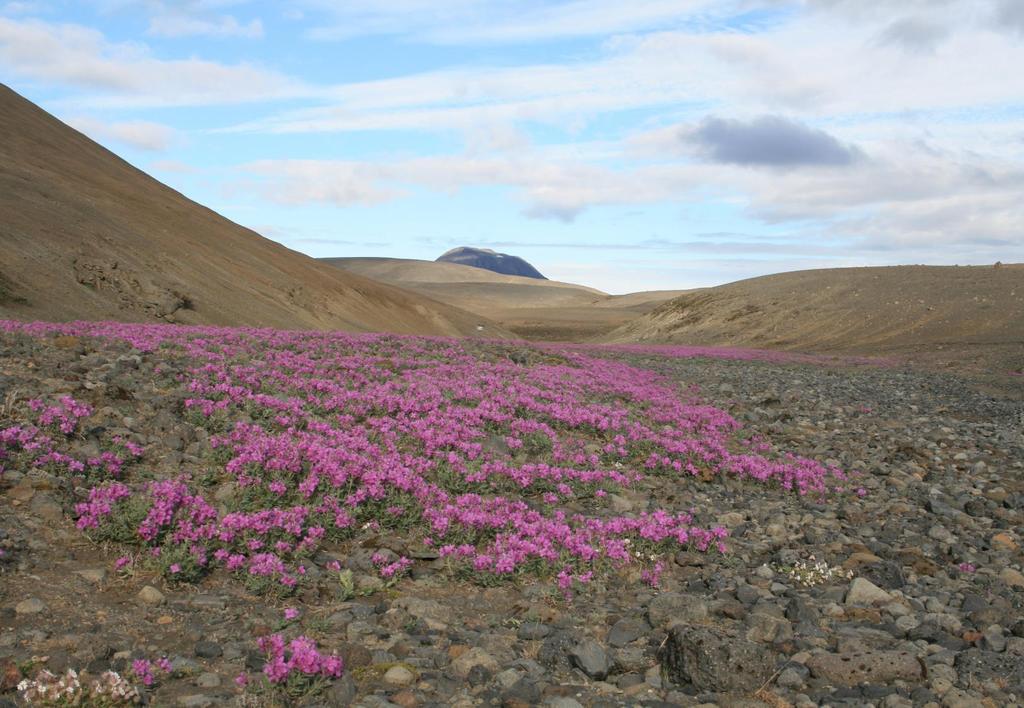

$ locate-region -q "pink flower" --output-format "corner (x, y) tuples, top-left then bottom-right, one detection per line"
(132, 659), (154, 686)
(284, 607), (299, 620)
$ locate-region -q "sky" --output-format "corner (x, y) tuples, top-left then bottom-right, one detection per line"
(1, 1), (1023, 294)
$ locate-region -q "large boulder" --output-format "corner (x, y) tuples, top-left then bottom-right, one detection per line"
(661, 624), (775, 692)
(806, 649), (924, 686)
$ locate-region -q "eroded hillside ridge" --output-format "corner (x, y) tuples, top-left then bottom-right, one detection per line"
(2, 320), (1023, 706)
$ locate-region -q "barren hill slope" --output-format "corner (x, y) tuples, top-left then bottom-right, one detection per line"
(323, 257), (687, 340)
(0, 85), (508, 338)
(603, 264), (1024, 371)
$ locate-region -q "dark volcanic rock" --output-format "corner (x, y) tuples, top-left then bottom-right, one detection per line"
(436, 247), (547, 279)
(955, 649), (1024, 692)
(661, 624), (775, 692)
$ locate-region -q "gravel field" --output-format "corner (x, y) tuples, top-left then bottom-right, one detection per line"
(1, 326), (1022, 708)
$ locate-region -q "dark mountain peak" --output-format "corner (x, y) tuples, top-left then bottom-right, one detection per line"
(437, 247), (547, 280)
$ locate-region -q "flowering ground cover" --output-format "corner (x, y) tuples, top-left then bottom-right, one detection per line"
(0, 320), (854, 601)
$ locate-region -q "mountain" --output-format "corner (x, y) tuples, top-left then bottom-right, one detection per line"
(0, 84), (509, 338)
(602, 264), (1024, 372)
(436, 247), (547, 279)
(324, 257), (686, 340)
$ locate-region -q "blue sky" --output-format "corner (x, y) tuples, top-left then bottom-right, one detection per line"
(1, 0), (1023, 293)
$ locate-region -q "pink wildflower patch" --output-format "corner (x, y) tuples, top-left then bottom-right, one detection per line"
(1, 320), (859, 598)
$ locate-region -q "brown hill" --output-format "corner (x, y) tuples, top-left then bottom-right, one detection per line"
(603, 264), (1024, 373)
(323, 257), (687, 340)
(0, 84), (510, 338)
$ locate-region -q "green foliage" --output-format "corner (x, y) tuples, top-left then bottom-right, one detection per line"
(87, 495), (149, 545)
(336, 569), (356, 601)
(155, 543), (209, 585)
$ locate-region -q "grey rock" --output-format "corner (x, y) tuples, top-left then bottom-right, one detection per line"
(569, 639), (611, 680)
(137, 585), (165, 605)
(613, 646), (652, 674)
(648, 592), (709, 628)
(517, 622), (552, 640)
(493, 668), (523, 690)
(999, 568), (1024, 588)
(806, 649), (924, 686)
(544, 699), (584, 708)
(15, 597), (45, 615)
(538, 631), (578, 671)
(607, 617), (648, 647)
(859, 561), (906, 590)
(981, 625), (1006, 653)
(383, 664), (415, 686)
(745, 610), (793, 644)
(503, 678), (542, 705)
(467, 663), (492, 686)
(177, 696), (214, 708)
(786, 597), (819, 623)
(75, 568), (107, 583)
(195, 673), (221, 688)
(736, 584), (761, 605)
(777, 666), (808, 689)
(194, 641), (223, 659)
(327, 675), (357, 706)
(845, 577), (892, 606)
(451, 647), (498, 679)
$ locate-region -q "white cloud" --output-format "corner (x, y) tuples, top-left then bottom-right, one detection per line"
(67, 115), (177, 150)
(91, 0), (264, 38)
(147, 14), (263, 38)
(302, 0), (724, 43)
(0, 16), (301, 107)
(243, 160), (400, 206)
(0, 1), (44, 15)
(240, 152), (707, 223)
(222, 9), (1024, 140)
(236, 127), (1024, 265)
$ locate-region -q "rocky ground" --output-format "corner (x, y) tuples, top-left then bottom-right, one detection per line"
(1, 331), (1023, 707)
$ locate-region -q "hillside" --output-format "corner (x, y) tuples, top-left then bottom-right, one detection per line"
(323, 257), (687, 340)
(0, 85), (508, 338)
(436, 246), (547, 279)
(603, 264), (1024, 373)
